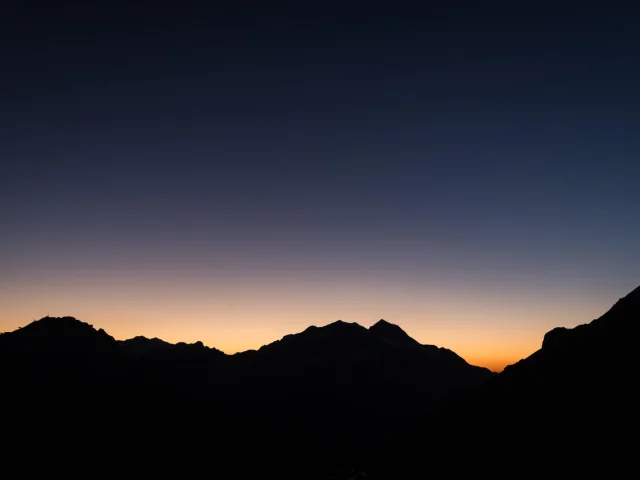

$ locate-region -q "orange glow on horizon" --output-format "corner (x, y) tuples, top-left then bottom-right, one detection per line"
(0, 312), (532, 372)
(0, 271), (626, 374)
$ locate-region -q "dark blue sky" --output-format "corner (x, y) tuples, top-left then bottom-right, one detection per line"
(2, 2), (639, 369)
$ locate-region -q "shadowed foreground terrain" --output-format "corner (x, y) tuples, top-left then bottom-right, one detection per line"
(372, 285), (640, 477)
(0, 316), (491, 477)
(2, 286), (639, 477)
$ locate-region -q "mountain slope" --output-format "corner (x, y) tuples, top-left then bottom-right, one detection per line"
(374, 285), (640, 477)
(218, 319), (493, 462)
(0, 316), (136, 416)
(118, 336), (174, 355)
(0, 315), (491, 477)
(370, 319), (422, 348)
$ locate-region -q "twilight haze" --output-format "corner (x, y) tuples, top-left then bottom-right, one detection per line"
(2, 3), (639, 372)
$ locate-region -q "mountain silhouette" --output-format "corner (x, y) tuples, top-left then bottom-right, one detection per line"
(0, 315), (491, 478)
(369, 319), (422, 348)
(372, 285), (640, 477)
(1, 316), (119, 354)
(6, 283), (638, 478)
(118, 335), (174, 355)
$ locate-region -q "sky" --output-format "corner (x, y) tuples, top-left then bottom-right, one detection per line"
(2, 3), (639, 371)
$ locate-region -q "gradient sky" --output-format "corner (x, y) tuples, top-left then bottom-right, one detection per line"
(2, 3), (640, 371)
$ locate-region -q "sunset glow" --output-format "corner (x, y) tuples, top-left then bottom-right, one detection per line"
(1, 266), (630, 371)
(3, 3), (639, 375)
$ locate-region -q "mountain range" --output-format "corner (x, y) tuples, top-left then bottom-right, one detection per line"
(0, 315), (491, 476)
(2, 285), (639, 478)
(373, 285), (640, 477)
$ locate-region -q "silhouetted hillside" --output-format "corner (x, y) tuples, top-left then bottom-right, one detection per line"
(9, 283), (639, 479)
(1, 317), (132, 428)
(373, 285), (640, 477)
(5, 283), (639, 478)
(1, 316), (119, 354)
(118, 335), (174, 355)
(370, 319), (422, 348)
(227, 319), (492, 462)
(0, 315), (491, 478)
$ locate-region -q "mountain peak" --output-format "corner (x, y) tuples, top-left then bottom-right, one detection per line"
(119, 336), (173, 355)
(307, 320), (366, 336)
(371, 319), (394, 328)
(326, 319), (357, 327)
(2, 316), (117, 353)
(17, 316), (103, 336)
(369, 319), (421, 348)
